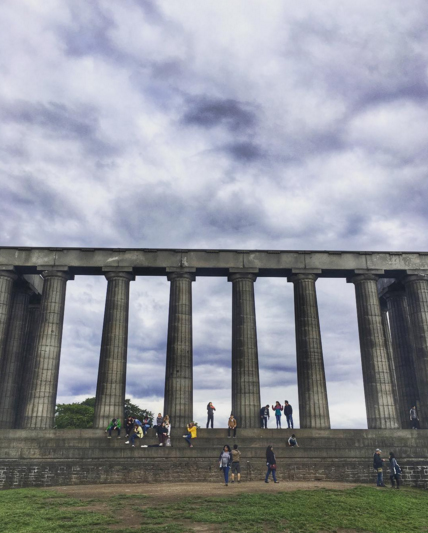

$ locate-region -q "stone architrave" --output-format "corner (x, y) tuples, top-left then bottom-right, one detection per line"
(402, 274), (428, 427)
(94, 272), (134, 429)
(350, 274), (399, 429)
(22, 270), (73, 429)
(0, 270), (17, 370)
(288, 274), (330, 429)
(228, 272), (261, 429)
(383, 287), (419, 429)
(17, 296), (41, 428)
(164, 272), (195, 428)
(0, 281), (31, 428)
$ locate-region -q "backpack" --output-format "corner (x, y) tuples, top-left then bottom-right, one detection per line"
(395, 463), (402, 475)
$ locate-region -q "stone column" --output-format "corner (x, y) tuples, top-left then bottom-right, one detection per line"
(228, 272), (261, 428)
(164, 272), (195, 427)
(94, 272), (134, 429)
(350, 274), (399, 429)
(22, 270), (73, 429)
(0, 281), (31, 428)
(379, 299), (399, 411)
(402, 274), (428, 427)
(383, 287), (419, 428)
(0, 270), (17, 370)
(288, 274), (330, 428)
(17, 296), (41, 428)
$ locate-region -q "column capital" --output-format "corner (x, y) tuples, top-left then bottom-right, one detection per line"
(41, 270), (74, 282)
(104, 271), (135, 282)
(383, 285), (406, 300)
(0, 270), (18, 282)
(288, 273), (318, 283)
(228, 272), (257, 283)
(348, 273), (379, 284)
(167, 271), (195, 282)
(402, 274), (428, 285)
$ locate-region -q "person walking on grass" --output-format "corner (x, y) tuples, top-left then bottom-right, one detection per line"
(125, 424), (143, 447)
(260, 405), (270, 428)
(183, 422), (197, 447)
(228, 414), (237, 438)
(271, 401), (283, 429)
(219, 445), (232, 486)
(207, 402), (216, 428)
(106, 418), (121, 438)
(373, 449), (386, 487)
(389, 452), (402, 489)
(284, 401), (293, 429)
(265, 445), (279, 483)
(231, 444), (241, 483)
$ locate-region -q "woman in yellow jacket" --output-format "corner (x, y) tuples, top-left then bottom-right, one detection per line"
(183, 422), (197, 447)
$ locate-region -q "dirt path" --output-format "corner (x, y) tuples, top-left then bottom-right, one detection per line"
(53, 481), (362, 502)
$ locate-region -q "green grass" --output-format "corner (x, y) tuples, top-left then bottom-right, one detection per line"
(0, 486), (427, 533)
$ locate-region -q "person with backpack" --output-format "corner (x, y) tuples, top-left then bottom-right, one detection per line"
(373, 449), (386, 487)
(271, 401), (283, 429)
(389, 452), (402, 489)
(231, 444), (242, 483)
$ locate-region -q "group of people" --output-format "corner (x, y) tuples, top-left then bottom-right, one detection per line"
(373, 449), (402, 489)
(106, 414), (171, 447)
(260, 401), (294, 429)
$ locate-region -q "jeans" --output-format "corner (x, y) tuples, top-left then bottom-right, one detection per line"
(265, 465), (277, 482)
(286, 414), (293, 429)
(143, 424), (150, 435)
(108, 428), (121, 437)
(129, 433), (140, 445)
(222, 466), (230, 484)
(261, 417), (268, 429)
(207, 414), (214, 428)
(184, 433), (192, 446)
(376, 471), (384, 486)
(228, 427), (236, 437)
(275, 415), (281, 428)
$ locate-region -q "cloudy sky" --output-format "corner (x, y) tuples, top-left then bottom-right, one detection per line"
(1, 0), (428, 428)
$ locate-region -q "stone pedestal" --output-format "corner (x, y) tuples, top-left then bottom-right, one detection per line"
(229, 272), (261, 428)
(94, 272), (134, 429)
(22, 271), (72, 429)
(351, 275), (399, 429)
(289, 274), (330, 429)
(0, 271), (17, 370)
(402, 275), (428, 427)
(0, 282), (31, 428)
(164, 272), (195, 428)
(384, 287), (419, 428)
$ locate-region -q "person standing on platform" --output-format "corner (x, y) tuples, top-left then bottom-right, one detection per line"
(155, 413), (163, 440)
(183, 422), (197, 447)
(389, 452), (402, 489)
(265, 445), (279, 483)
(284, 401), (293, 429)
(272, 402), (283, 429)
(207, 402), (216, 428)
(260, 405), (270, 428)
(228, 414), (237, 438)
(106, 418), (121, 438)
(373, 449), (386, 487)
(231, 444), (242, 483)
(219, 444), (232, 486)
(410, 406), (420, 429)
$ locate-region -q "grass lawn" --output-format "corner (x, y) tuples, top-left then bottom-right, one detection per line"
(0, 485), (427, 533)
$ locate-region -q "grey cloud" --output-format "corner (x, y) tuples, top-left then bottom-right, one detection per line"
(222, 141), (265, 162)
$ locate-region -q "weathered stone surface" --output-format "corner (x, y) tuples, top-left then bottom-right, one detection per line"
(94, 272), (134, 429)
(350, 275), (399, 429)
(289, 274), (330, 429)
(22, 271), (72, 429)
(402, 275), (428, 428)
(164, 272), (195, 428)
(0, 271), (17, 372)
(229, 273), (261, 428)
(0, 282), (31, 428)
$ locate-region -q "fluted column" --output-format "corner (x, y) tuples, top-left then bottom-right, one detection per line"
(289, 274), (330, 428)
(0, 270), (17, 370)
(229, 272), (261, 428)
(17, 297), (41, 428)
(0, 281), (31, 428)
(402, 274), (428, 427)
(379, 299), (399, 411)
(94, 271), (134, 429)
(384, 287), (419, 428)
(351, 274), (399, 429)
(164, 272), (195, 427)
(22, 270), (73, 429)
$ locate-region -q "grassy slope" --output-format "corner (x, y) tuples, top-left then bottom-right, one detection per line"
(0, 486), (427, 533)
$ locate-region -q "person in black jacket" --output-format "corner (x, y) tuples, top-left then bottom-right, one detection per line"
(373, 449), (386, 487)
(260, 405), (270, 429)
(207, 402), (216, 428)
(284, 401), (293, 429)
(265, 445), (279, 483)
(389, 452), (402, 489)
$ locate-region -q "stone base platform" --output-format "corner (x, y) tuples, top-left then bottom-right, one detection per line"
(1, 428), (427, 490)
